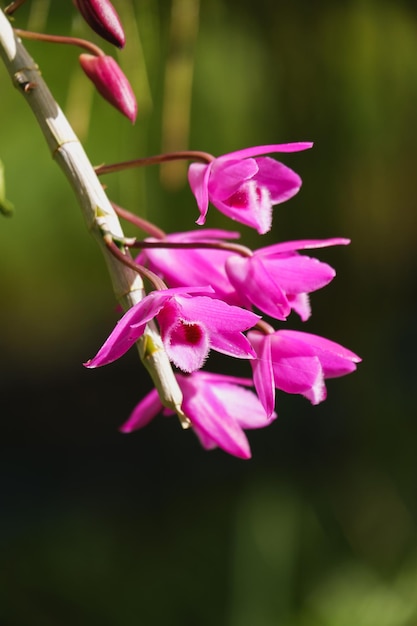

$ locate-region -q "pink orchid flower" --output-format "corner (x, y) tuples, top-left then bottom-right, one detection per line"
(138, 228), (243, 306)
(79, 54), (137, 122)
(248, 329), (361, 417)
(225, 238), (350, 321)
(140, 232), (349, 321)
(84, 287), (260, 373)
(188, 143), (313, 234)
(121, 371), (276, 459)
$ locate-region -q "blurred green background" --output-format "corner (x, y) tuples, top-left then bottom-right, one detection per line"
(1, 0), (417, 624)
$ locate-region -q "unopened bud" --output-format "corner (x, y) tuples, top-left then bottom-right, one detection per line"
(73, 0), (126, 48)
(79, 53), (137, 122)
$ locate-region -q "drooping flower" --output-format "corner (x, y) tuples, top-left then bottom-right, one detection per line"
(120, 371), (276, 459)
(73, 0), (126, 48)
(188, 143), (313, 234)
(79, 54), (137, 122)
(248, 329), (361, 417)
(84, 287), (260, 373)
(225, 238), (350, 321)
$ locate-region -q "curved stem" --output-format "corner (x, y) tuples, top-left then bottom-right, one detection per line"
(95, 150), (214, 176)
(112, 202), (166, 239)
(104, 235), (168, 291)
(14, 28), (105, 57)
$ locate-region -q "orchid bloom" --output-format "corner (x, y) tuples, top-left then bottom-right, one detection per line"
(84, 287), (260, 374)
(79, 54), (137, 122)
(73, 0), (126, 48)
(140, 232), (349, 321)
(248, 329), (361, 417)
(121, 371), (276, 459)
(225, 238), (351, 321)
(188, 143), (313, 234)
(137, 229), (243, 306)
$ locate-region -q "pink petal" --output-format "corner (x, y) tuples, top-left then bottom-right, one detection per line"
(212, 181), (274, 234)
(248, 331), (276, 418)
(252, 157), (302, 204)
(173, 295), (259, 359)
(226, 255), (290, 320)
(179, 376), (252, 459)
(175, 295), (259, 333)
(256, 254), (336, 295)
(210, 331), (257, 360)
(120, 387), (163, 432)
(258, 238), (351, 256)
(84, 290), (186, 368)
(271, 355), (326, 403)
(277, 330), (361, 377)
(287, 293), (311, 321)
(144, 245), (237, 304)
(163, 319), (211, 372)
(208, 158), (260, 200)
(222, 142), (314, 160)
(188, 162), (212, 223)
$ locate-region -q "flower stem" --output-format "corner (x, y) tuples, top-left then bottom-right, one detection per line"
(0, 8), (183, 416)
(14, 28), (105, 57)
(95, 150), (214, 176)
(103, 234), (168, 291)
(4, 0), (27, 15)
(112, 202), (166, 239)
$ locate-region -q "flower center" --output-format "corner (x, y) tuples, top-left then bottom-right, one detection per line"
(176, 321), (204, 345)
(225, 181), (264, 210)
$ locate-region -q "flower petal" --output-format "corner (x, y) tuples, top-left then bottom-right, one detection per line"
(222, 142), (314, 160)
(120, 387), (163, 432)
(255, 254), (336, 295)
(248, 331), (276, 418)
(276, 330), (361, 377)
(226, 255), (290, 320)
(84, 290), (179, 368)
(257, 238), (351, 256)
(188, 162), (212, 223)
(252, 157), (302, 204)
(179, 375), (252, 459)
(208, 158), (260, 200)
(271, 354), (326, 404)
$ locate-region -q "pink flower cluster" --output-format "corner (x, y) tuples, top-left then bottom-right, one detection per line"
(85, 144), (361, 459)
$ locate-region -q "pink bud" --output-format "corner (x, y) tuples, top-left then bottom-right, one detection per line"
(73, 0), (126, 48)
(79, 54), (137, 122)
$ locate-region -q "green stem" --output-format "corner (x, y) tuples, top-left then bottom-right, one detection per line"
(0, 8), (184, 416)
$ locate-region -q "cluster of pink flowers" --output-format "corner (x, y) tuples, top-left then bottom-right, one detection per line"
(85, 142), (361, 458)
(62, 1), (361, 458)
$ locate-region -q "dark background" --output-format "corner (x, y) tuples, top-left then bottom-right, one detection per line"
(1, 1), (417, 624)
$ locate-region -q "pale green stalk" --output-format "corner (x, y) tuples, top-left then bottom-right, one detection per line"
(0, 9), (185, 421)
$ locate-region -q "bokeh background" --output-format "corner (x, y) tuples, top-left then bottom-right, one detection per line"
(1, 0), (417, 624)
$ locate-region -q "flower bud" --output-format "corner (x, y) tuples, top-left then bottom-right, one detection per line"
(79, 54), (137, 122)
(73, 0), (125, 48)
